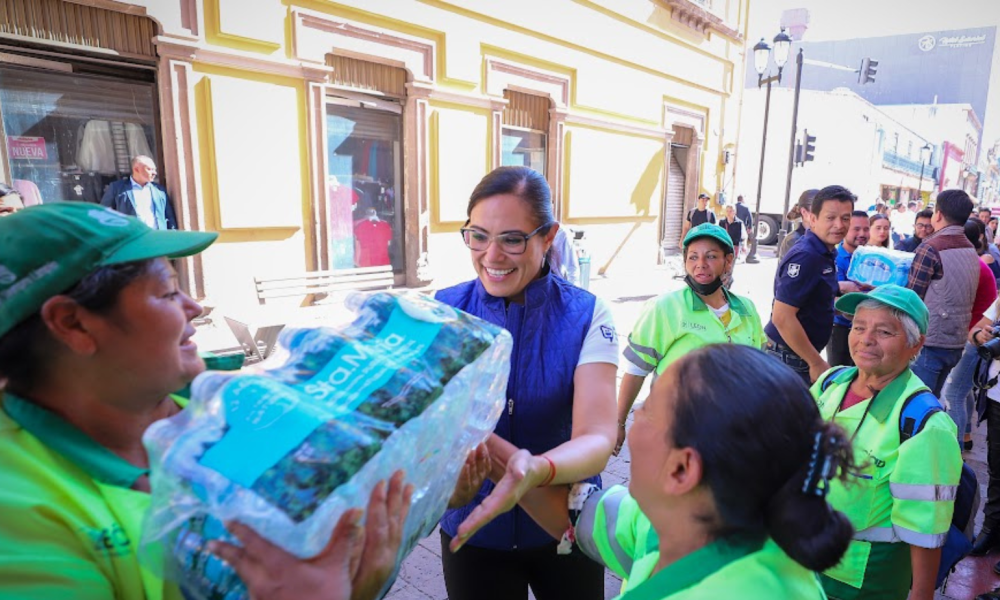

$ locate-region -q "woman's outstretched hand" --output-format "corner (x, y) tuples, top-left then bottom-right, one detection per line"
(449, 449), (548, 552)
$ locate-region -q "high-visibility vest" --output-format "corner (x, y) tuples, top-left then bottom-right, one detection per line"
(624, 287), (765, 377)
(811, 367), (962, 592)
(0, 392), (183, 600)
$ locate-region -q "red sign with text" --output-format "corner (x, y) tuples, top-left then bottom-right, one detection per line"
(7, 136), (47, 160)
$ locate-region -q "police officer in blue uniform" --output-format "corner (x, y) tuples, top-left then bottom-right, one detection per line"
(765, 185), (857, 383)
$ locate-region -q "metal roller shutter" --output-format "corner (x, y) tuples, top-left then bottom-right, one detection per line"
(326, 55), (407, 98)
(503, 90), (549, 131)
(0, 0), (157, 60)
(663, 150), (686, 250)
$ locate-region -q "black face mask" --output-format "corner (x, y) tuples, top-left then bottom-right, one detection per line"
(684, 273), (725, 296)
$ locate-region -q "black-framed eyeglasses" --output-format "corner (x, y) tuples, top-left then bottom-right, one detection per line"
(459, 224), (552, 255)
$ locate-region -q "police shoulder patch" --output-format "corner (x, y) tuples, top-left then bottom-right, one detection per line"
(787, 263), (801, 278)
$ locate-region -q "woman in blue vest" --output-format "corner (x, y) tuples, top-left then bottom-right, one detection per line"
(436, 166), (619, 600)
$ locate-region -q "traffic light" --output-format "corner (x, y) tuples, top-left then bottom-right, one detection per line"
(859, 57), (878, 84)
(802, 129), (816, 163)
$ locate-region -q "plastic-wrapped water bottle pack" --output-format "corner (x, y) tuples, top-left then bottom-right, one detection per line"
(140, 292), (512, 600)
(846, 246), (914, 287)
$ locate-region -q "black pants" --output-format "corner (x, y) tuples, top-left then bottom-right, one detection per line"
(986, 401), (1000, 529)
(764, 337), (811, 384)
(826, 324), (855, 368)
(440, 530), (604, 600)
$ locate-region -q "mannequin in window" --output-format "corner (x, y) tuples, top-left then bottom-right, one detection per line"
(354, 208), (392, 268)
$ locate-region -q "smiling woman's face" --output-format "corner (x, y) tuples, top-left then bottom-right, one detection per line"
(466, 194), (555, 304)
(87, 258), (206, 398)
(848, 306), (919, 378)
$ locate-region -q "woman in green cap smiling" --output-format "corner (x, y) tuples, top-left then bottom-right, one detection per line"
(0, 203), (409, 600)
(614, 222), (765, 454)
(810, 284), (963, 600)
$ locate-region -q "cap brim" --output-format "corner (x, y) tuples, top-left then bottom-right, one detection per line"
(834, 292), (867, 316)
(684, 232), (733, 252)
(835, 291), (928, 334)
(101, 229), (218, 265)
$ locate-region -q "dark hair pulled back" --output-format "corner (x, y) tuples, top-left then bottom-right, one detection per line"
(965, 218), (986, 254)
(0, 260), (155, 392)
(467, 166), (555, 230)
(669, 345), (856, 572)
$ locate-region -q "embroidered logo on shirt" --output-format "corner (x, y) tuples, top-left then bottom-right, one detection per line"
(600, 325), (617, 343)
(80, 523), (132, 557)
(787, 263), (801, 278)
(682, 322), (707, 331)
(822, 267), (834, 275)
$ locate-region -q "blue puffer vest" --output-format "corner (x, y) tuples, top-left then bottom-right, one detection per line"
(436, 271), (600, 550)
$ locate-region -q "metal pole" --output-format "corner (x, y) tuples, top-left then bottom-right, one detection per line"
(917, 161), (926, 203)
(778, 49), (805, 250)
(746, 78), (773, 264)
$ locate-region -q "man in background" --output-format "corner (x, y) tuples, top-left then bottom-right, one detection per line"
(679, 192), (716, 247)
(895, 209), (933, 252)
(906, 189), (978, 396)
(735, 194), (754, 236)
(777, 189), (819, 260)
(765, 185), (855, 383)
(826, 210), (870, 367)
(100, 155), (177, 230)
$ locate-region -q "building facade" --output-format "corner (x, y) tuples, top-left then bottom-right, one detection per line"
(0, 0), (750, 308)
(881, 104), (984, 199)
(736, 87), (938, 242)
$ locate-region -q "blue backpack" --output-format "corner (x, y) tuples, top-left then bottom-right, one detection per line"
(821, 368), (979, 588)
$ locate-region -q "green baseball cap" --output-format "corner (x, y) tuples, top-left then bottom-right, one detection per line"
(834, 284), (929, 334)
(0, 203), (218, 338)
(683, 223), (734, 253)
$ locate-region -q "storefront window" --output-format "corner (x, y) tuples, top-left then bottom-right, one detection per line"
(0, 65), (158, 206)
(326, 103), (403, 272)
(501, 128), (546, 175)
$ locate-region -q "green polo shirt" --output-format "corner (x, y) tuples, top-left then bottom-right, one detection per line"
(575, 486), (828, 599)
(811, 368), (961, 599)
(624, 287), (765, 376)
(0, 392), (184, 600)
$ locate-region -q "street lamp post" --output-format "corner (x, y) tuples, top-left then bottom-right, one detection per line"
(917, 143), (931, 204)
(778, 44), (803, 251)
(746, 29), (792, 264)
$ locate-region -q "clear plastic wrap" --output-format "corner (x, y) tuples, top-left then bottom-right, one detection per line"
(141, 292), (511, 600)
(846, 246), (914, 287)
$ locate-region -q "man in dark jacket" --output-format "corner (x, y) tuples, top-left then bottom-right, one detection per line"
(100, 155), (177, 230)
(735, 194), (753, 233)
(895, 209), (933, 252)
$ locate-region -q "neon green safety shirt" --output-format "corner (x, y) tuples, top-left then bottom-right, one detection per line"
(0, 392), (183, 600)
(810, 368), (962, 600)
(624, 287), (765, 376)
(575, 485), (828, 599)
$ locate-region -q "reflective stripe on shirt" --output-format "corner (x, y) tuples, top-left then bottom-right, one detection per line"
(577, 487), (633, 574)
(890, 482), (958, 502)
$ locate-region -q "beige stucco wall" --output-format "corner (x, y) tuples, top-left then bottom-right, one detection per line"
(41, 0), (749, 304)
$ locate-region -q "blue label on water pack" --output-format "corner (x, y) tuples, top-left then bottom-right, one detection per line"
(197, 306), (442, 488)
(198, 377), (334, 488)
(296, 306), (443, 412)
